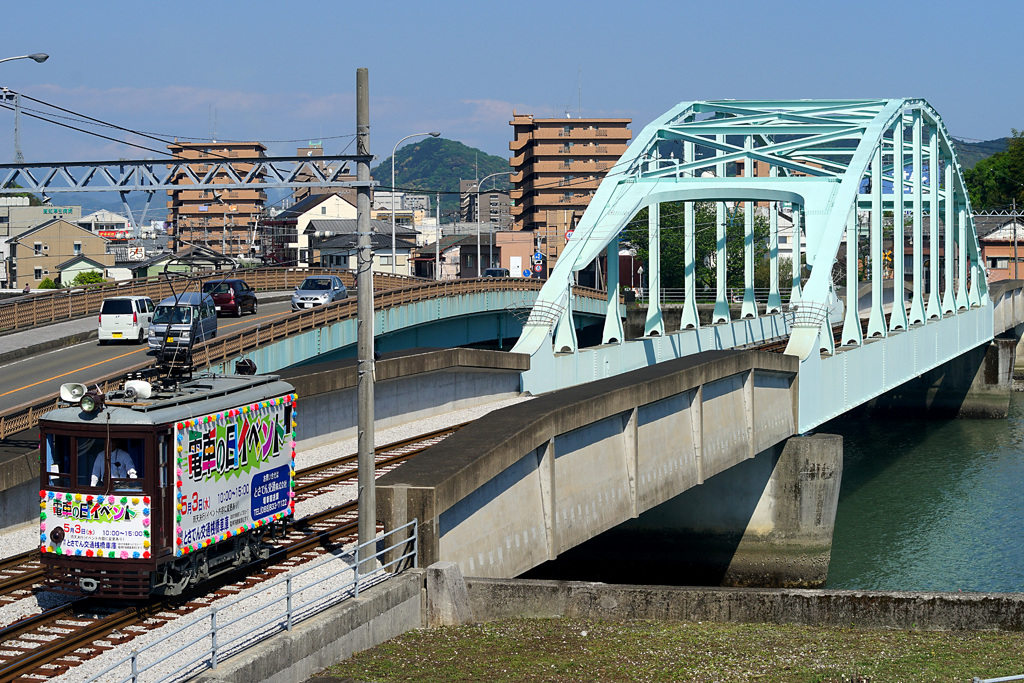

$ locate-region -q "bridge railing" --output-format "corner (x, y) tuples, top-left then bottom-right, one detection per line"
(0, 267), (426, 334)
(0, 278), (606, 439)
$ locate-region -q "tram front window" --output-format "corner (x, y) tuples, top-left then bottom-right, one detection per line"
(78, 438), (144, 489)
(77, 438), (105, 487)
(110, 439), (144, 490)
(45, 434), (71, 487)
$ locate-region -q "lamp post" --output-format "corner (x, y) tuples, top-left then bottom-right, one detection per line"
(1, 53), (47, 165)
(391, 131), (440, 274)
(0, 53), (48, 66)
(471, 170), (508, 277)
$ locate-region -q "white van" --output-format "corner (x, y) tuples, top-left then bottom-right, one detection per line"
(98, 296), (154, 344)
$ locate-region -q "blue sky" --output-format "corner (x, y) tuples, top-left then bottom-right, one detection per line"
(0, 0), (1018, 172)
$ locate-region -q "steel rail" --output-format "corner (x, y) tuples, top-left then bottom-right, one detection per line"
(0, 550), (36, 574)
(293, 423), (465, 494)
(0, 551), (43, 598)
(0, 601), (145, 683)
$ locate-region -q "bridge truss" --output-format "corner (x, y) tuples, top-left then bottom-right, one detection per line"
(0, 154), (372, 229)
(512, 99), (989, 362)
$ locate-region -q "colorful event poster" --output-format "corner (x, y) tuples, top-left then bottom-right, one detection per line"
(40, 493), (151, 559)
(174, 394), (296, 556)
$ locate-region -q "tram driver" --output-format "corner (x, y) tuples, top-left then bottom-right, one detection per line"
(90, 439), (142, 488)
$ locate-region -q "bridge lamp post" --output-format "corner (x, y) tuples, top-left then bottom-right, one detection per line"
(0, 53), (48, 66)
(391, 131), (440, 275)
(471, 170), (508, 277)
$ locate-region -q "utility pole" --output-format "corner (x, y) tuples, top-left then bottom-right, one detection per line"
(355, 68), (376, 563)
(1015, 198), (1019, 280)
(435, 192), (441, 280)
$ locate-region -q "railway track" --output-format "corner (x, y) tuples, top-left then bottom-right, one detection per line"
(0, 551), (43, 600)
(0, 423), (459, 682)
(292, 423), (465, 499)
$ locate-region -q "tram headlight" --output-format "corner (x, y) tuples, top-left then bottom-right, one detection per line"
(80, 391), (105, 414)
(49, 526), (64, 545)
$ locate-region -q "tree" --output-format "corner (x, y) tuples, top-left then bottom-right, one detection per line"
(1, 182), (43, 206)
(622, 201), (771, 292)
(963, 130), (1024, 211)
(71, 271), (104, 286)
(37, 278), (59, 289)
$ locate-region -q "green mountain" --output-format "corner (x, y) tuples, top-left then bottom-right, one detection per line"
(952, 137), (1010, 170)
(370, 137), (510, 218)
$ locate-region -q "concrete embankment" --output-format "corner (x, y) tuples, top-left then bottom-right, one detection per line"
(202, 564), (1024, 683)
(466, 577), (1024, 632)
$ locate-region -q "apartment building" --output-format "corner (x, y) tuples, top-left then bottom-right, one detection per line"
(166, 141), (267, 255)
(459, 179), (511, 230)
(292, 144), (356, 204)
(509, 113), (630, 270)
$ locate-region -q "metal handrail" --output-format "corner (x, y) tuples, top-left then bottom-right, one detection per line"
(86, 520), (418, 683)
(0, 278), (607, 439)
(0, 267), (426, 334)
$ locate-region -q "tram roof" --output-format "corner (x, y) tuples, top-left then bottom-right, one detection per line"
(40, 374), (296, 427)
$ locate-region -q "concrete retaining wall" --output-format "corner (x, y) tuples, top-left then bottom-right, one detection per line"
(0, 449), (38, 527)
(285, 349), (528, 448)
(195, 570), (424, 683)
(466, 577), (1024, 632)
(378, 350), (802, 582)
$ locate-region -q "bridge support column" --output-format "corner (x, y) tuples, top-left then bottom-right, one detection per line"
(544, 433), (843, 589)
(714, 434), (843, 588)
(959, 336), (1017, 418)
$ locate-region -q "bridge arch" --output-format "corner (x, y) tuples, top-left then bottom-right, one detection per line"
(511, 99), (989, 361)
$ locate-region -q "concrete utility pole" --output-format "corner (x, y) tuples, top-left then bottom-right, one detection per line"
(355, 68), (375, 561)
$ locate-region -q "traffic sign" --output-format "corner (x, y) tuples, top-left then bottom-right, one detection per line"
(565, 229), (574, 242)
(522, 269), (532, 277)
(532, 251), (543, 264)
(533, 263), (543, 273)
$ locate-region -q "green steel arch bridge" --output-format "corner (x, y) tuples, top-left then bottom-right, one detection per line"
(510, 99), (1021, 432)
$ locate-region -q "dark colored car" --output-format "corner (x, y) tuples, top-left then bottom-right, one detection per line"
(201, 279), (258, 317)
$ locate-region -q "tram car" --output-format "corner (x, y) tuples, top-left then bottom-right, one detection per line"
(38, 372), (298, 598)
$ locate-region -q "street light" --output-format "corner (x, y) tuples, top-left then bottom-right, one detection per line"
(391, 131), (440, 274)
(0, 53), (48, 66)
(471, 170), (508, 277)
(1, 53), (47, 166)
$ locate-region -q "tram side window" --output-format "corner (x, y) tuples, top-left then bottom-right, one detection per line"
(77, 438), (106, 487)
(45, 434), (71, 487)
(110, 438), (144, 491)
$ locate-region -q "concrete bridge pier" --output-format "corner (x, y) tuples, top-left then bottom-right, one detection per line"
(528, 433), (843, 589)
(958, 334), (1018, 418)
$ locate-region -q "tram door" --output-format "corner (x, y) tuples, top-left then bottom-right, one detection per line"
(156, 432), (171, 552)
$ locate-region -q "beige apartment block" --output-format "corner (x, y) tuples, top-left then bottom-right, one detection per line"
(166, 141), (267, 256)
(510, 113), (630, 269)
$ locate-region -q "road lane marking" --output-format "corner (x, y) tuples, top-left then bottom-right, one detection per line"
(0, 348), (144, 398)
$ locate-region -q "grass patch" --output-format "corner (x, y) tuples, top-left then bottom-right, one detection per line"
(318, 618), (1024, 682)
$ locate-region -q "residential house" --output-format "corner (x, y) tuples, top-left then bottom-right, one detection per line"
(979, 218), (1024, 281)
(314, 218), (418, 274)
(261, 193), (358, 267)
(6, 218), (112, 287)
(0, 201), (82, 286)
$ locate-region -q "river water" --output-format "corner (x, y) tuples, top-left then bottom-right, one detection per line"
(824, 391), (1024, 592)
